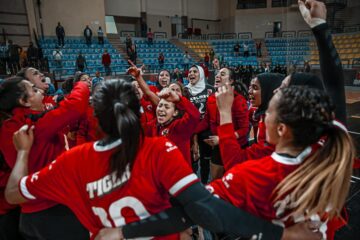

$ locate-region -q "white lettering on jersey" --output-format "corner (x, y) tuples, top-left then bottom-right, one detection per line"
(92, 197), (152, 239)
(30, 172), (39, 182)
(165, 141), (177, 152)
(221, 173), (233, 189)
(86, 167), (131, 199)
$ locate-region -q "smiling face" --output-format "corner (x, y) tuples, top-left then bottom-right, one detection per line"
(21, 80), (45, 111)
(156, 99), (177, 124)
(248, 78), (261, 107)
(158, 70), (170, 88)
(188, 66), (200, 85)
(25, 68), (49, 91)
(214, 68), (233, 89)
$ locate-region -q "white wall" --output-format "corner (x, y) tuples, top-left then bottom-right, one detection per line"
(38, 0), (106, 36)
(105, 0), (141, 17)
(234, 7), (309, 38)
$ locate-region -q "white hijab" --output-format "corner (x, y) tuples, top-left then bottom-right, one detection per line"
(186, 65), (206, 96)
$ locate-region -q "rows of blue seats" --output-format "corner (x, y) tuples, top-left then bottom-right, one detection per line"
(41, 43), (113, 49)
(40, 38), (110, 44)
(49, 58), (127, 68)
(137, 48), (181, 54)
(265, 38), (309, 43)
(211, 40), (254, 45)
(48, 54), (123, 61)
(271, 56), (304, 61)
(138, 52), (183, 58)
(43, 48), (117, 55)
(269, 51), (309, 56)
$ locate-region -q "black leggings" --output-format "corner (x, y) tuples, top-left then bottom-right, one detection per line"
(0, 207), (24, 240)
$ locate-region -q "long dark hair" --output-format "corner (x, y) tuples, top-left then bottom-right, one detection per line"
(92, 79), (144, 179)
(0, 77), (28, 126)
(226, 67), (248, 100)
(274, 86), (354, 219)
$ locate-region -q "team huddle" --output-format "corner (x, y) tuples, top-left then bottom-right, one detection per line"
(0, 1), (357, 240)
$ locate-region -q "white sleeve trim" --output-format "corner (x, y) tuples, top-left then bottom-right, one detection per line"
(169, 173), (198, 195)
(20, 176), (36, 200)
(309, 18), (326, 29)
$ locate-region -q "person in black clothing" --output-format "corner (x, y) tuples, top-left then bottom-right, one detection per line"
(56, 22), (65, 47)
(128, 44), (137, 65)
(233, 43), (240, 57)
(125, 35), (132, 56)
(76, 52), (87, 72)
(27, 42), (38, 68)
(83, 25), (93, 46)
(7, 40), (21, 75)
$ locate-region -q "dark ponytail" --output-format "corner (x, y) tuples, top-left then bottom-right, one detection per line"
(93, 79), (143, 179)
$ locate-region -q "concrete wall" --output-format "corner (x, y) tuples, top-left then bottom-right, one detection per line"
(38, 0), (106, 37)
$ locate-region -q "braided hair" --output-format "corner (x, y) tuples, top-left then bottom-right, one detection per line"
(274, 86), (354, 219)
(92, 79), (143, 179)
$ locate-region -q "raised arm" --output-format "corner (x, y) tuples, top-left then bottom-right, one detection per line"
(127, 61), (160, 106)
(299, 0), (346, 124)
(5, 125), (34, 204)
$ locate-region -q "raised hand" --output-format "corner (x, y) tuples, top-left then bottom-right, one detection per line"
(127, 60), (142, 78)
(298, 0), (327, 27)
(158, 87), (180, 103)
(13, 125), (34, 152)
(216, 83), (234, 114)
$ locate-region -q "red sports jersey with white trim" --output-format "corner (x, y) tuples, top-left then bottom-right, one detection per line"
(207, 150), (339, 239)
(218, 123), (274, 170)
(19, 136), (198, 238)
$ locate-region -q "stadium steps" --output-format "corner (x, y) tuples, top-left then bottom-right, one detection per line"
(107, 34), (143, 66)
(169, 39), (201, 62)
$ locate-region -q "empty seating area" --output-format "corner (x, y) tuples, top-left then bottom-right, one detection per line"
(182, 41), (212, 58)
(265, 38), (310, 65)
(40, 37), (128, 78)
(135, 39), (190, 71)
(209, 40), (258, 66)
(310, 33), (360, 66)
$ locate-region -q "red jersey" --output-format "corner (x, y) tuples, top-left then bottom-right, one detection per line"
(218, 123), (274, 170)
(146, 96), (200, 165)
(0, 82), (89, 213)
(196, 93), (249, 147)
(76, 105), (104, 145)
(19, 137), (198, 238)
(207, 150), (338, 239)
(43, 95), (57, 110)
(140, 97), (156, 127)
(101, 53), (111, 66)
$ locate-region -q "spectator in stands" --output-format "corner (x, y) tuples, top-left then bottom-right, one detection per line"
(7, 40), (21, 74)
(183, 51), (191, 71)
(204, 52), (210, 68)
(45, 76), (56, 95)
(243, 43), (249, 57)
(84, 25), (93, 46)
(125, 35), (133, 55)
(19, 47), (27, 68)
(128, 44), (137, 64)
(304, 61), (311, 73)
(264, 62), (271, 72)
(0, 41), (7, 74)
(52, 46), (63, 68)
(27, 42), (38, 68)
(172, 68), (183, 83)
(212, 57), (220, 72)
(102, 49), (111, 76)
(234, 42), (240, 57)
(97, 26), (104, 45)
(256, 41), (262, 57)
(55, 22), (65, 47)
(76, 52), (87, 72)
(209, 48), (215, 67)
(92, 70), (104, 92)
(158, 52), (165, 69)
(256, 63), (265, 74)
(147, 28), (154, 45)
